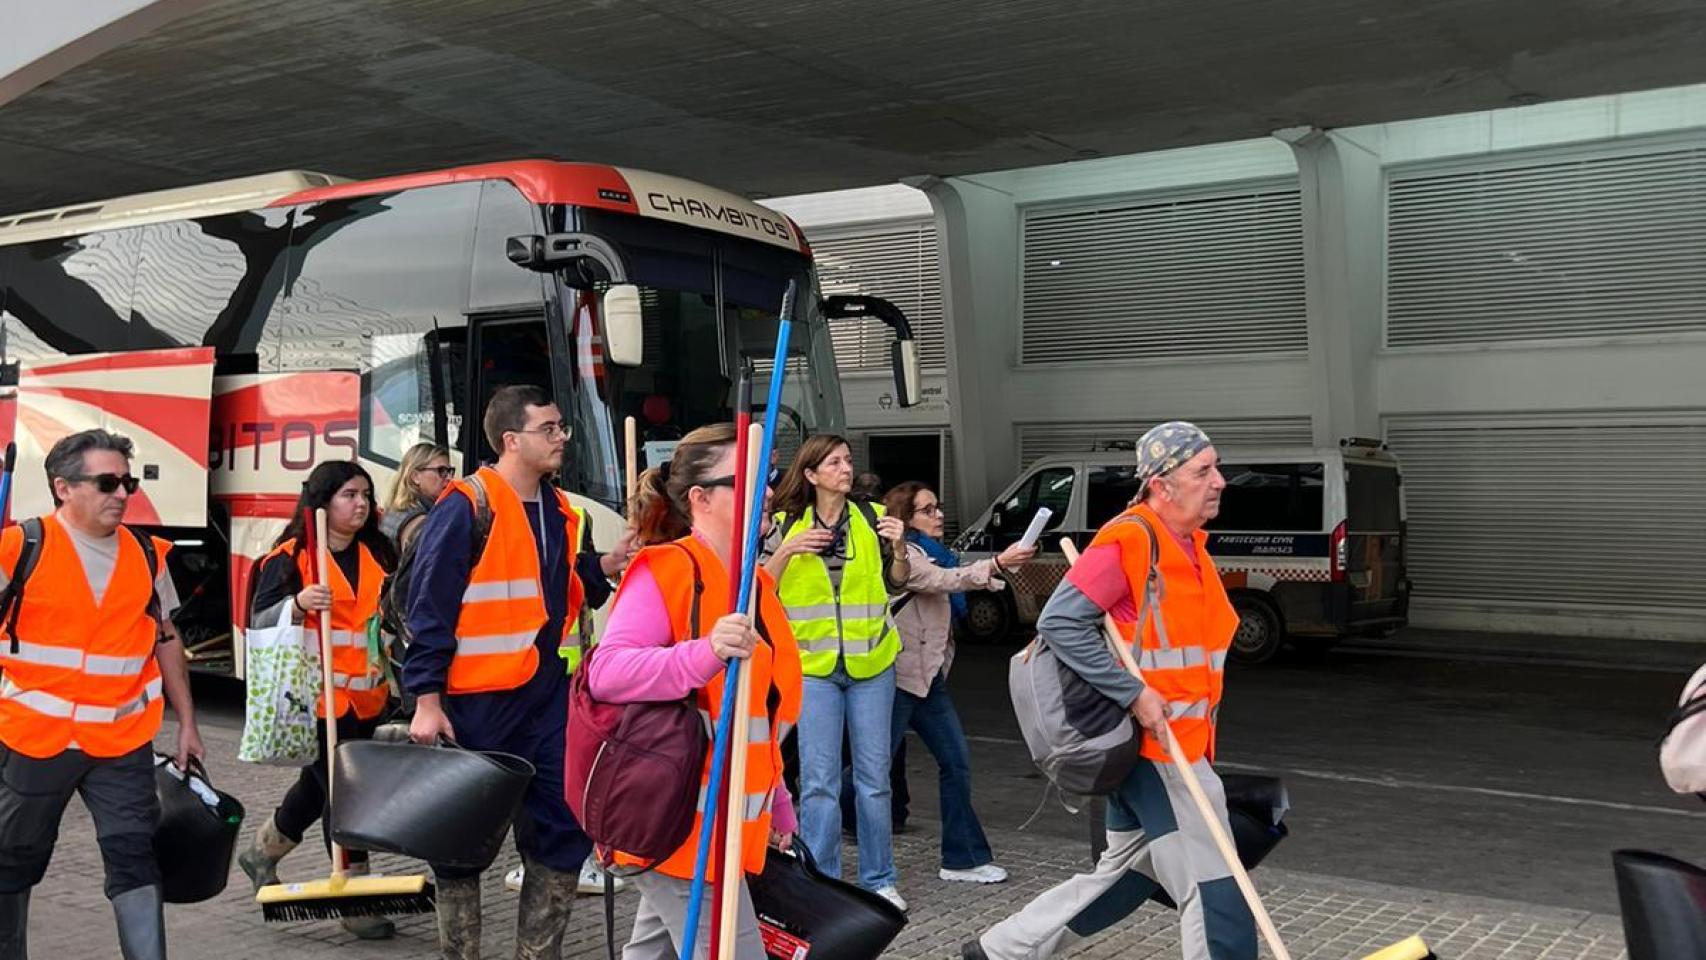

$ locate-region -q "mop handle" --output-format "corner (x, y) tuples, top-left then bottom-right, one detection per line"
(315, 508), (346, 885)
(625, 417), (639, 505)
(1059, 539), (1291, 960)
(715, 427), (765, 957)
(681, 284), (795, 960)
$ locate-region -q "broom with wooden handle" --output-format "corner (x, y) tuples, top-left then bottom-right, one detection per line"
(256, 508), (434, 921)
(1058, 538), (1433, 960)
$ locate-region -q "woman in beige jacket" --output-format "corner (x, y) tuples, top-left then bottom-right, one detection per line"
(885, 481), (1035, 883)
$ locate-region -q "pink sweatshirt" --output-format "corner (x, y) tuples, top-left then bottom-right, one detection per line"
(586, 551), (797, 834)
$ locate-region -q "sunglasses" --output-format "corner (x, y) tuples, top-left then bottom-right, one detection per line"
(71, 473), (141, 495)
(417, 466), (456, 479)
(697, 468), (783, 491)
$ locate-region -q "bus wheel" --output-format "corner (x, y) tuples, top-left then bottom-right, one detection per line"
(960, 592), (1015, 645)
(1229, 594), (1284, 664)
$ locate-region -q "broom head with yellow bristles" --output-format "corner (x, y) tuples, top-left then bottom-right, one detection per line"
(257, 871), (435, 922)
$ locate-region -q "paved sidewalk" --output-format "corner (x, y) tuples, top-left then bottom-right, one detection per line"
(27, 721), (1629, 959)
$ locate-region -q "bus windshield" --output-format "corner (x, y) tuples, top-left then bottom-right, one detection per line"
(561, 222), (845, 507)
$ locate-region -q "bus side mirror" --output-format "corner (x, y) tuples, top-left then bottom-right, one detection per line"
(892, 338), (922, 408)
(602, 284), (644, 367)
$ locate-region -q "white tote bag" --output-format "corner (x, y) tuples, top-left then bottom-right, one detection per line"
(236, 600), (323, 766)
(1659, 662), (1706, 796)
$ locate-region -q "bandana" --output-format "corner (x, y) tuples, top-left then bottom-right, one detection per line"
(1135, 421), (1213, 485)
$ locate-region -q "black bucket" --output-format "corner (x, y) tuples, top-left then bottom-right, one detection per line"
(153, 755), (245, 904)
(748, 844), (907, 960)
(329, 739), (534, 870)
(1613, 849), (1706, 960)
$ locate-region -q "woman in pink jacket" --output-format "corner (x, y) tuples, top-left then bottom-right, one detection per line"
(885, 481), (1034, 884)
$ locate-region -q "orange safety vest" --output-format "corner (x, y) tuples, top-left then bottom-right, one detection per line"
(262, 539), (390, 720)
(443, 467), (587, 695)
(1093, 504), (1239, 764)
(0, 516), (170, 759)
(612, 535), (803, 883)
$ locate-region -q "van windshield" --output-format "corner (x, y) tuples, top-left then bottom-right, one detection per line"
(1209, 463), (1325, 532)
(1346, 463), (1401, 532)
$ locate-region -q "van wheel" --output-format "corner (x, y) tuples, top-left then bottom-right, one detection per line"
(960, 592), (1015, 645)
(1228, 594), (1284, 664)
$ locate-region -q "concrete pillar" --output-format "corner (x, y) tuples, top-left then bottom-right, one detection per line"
(1278, 127), (1385, 446)
(2, 0), (208, 108)
(907, 174), (1020, 512)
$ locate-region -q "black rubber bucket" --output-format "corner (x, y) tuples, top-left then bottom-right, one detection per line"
(1613, 849), (1706, 960)
(329, 740), (534, 870)
(153, 755), (246, 904)
(748, 844), (907, 960)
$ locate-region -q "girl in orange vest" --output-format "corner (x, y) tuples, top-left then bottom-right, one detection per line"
(586, 423), (803, 960)
(237, 460), (399, 941)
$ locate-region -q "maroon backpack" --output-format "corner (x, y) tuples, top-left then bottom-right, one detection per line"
(566, 544), (710, 863)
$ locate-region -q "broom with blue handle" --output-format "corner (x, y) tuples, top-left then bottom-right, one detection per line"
(682, 280), (795, 960)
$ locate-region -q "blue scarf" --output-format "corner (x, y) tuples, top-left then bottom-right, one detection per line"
(907, 530), (967, 622)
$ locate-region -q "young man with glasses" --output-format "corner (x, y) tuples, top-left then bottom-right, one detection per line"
(403, 384), (629, 959)
(0, 428), (203, 960)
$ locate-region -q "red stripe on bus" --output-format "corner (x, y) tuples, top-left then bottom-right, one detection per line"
(269, 160), (640, 214)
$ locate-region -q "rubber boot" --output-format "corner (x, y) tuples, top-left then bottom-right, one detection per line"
(111, 885), (165, 960)
(338, 860), (396, 940)
(237, 815), (298, 893)
(0, 889), (29, 960)
(513, 856), (577, 960)
(435, 874), (483, 960)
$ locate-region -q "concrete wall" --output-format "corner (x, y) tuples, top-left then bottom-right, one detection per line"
(1, 1), (208, 107)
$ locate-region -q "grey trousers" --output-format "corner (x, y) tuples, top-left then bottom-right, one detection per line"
(0, 743), (159, 898)
(980, 757), (1256, 960)
(624, 870), (766, 960)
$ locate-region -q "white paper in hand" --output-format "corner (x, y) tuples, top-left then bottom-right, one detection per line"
(1017, 507), (1053, 550)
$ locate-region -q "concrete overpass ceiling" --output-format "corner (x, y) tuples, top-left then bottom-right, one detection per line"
(2, 0), (1704, 212)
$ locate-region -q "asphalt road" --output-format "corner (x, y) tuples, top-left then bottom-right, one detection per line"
(910, 633), (1706, 914)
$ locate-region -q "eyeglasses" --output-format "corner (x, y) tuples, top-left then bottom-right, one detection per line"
(417, 466), (456, 479)
(696, 468), (783, 492)
(70, 473), (141, 495)
(916, 503), (944, 517)
(514, 420), (571, 441)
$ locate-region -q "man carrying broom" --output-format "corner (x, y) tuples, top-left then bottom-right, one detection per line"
(405, 384), (625, 959)
(968, 421), (1256, 960)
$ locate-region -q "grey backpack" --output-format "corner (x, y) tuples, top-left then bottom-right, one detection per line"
(1008, 515), (1163, 797)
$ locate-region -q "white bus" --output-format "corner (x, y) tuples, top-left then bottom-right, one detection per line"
(0, 159), (920, 676)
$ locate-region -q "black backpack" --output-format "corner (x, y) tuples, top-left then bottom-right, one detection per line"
(0, 518), (162, 654)
(378, 474), (494, 646)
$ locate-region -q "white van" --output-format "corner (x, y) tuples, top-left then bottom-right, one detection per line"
(952, 438), (1411, 662)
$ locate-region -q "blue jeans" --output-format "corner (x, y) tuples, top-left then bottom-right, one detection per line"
(799, 662), (896, 891)
(891, 672), (994, 870)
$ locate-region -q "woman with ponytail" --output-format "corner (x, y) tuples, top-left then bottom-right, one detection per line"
(585, 424), (802, 960)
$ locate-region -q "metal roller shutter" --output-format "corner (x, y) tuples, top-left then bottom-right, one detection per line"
(810, 220), (945, 371)
(1020, 185), (1307, 364)
(1384, 413), (1706, 612)
(1386, 144), (1706, 348)
(1017, 416), (1312, 468)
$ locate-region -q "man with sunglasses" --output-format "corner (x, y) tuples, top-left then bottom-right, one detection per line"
(0, 428), (203, 960)
(402, 384), (629, 960)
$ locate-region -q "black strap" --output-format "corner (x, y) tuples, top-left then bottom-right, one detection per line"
(603, 868), (617, 960)
(125, 526), (163, 630)
(674, 542), (705, 638)
(2, 518), (46, 655)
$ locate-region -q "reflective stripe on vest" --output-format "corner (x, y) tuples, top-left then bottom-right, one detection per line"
(0, 517), (167, 759)
(1093, 505), (1238, 765)
(270, 538), (390, 720)
(611, 536), (803, 883)
(445, 469), (586, 694)
(558, 505), (591, 675)
(772, 506), (897, 680)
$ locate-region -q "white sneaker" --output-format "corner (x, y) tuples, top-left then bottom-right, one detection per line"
(504, 865), (525, 892)
(939, 863), (1009, 884)
(578, 861), (627, 895)
(874, 885), (907, 912)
